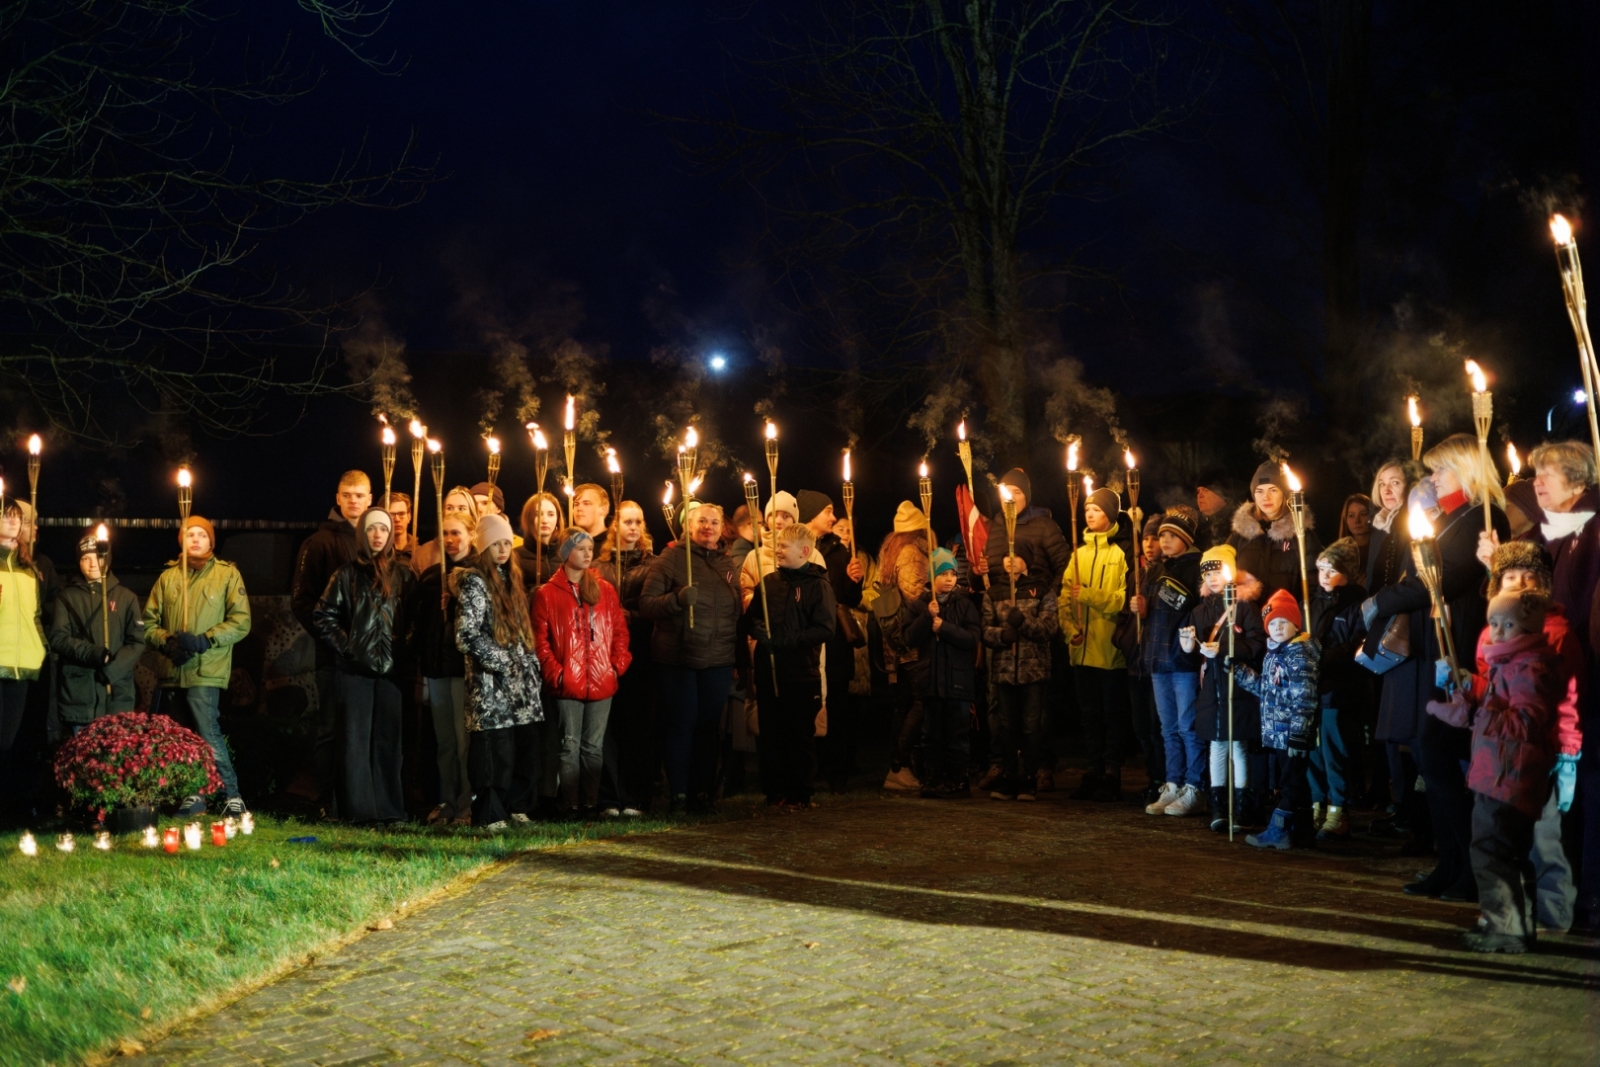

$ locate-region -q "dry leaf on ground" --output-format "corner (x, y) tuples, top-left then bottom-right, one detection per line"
(367, 917), (394, 931)
(525, 1029), (562, 1043)
(7, 975), (25, 994)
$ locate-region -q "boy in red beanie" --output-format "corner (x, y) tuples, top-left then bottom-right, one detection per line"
(1229, 587), (1321, 848)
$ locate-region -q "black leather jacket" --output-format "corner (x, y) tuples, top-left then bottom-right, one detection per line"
(313, 559), (416, 677)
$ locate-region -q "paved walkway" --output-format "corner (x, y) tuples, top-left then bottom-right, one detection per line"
(138, 791), (1599, 1067)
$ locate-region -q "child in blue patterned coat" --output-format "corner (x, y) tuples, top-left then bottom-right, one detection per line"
(1230, 587), (1321, 849)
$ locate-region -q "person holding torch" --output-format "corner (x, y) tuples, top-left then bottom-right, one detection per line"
(49, 528), (146, 731)
(1059, 484), (1133, 802)
(1226, 462), (1322, 603)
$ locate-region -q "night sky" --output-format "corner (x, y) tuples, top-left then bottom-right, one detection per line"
(16, 1), (1600, 563)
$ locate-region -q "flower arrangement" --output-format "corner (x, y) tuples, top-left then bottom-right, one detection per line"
(54, 713), (222, 823)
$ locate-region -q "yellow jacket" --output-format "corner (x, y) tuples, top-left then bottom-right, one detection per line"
(0, 546), (46, 680)
(1058, 524), (1128, 670)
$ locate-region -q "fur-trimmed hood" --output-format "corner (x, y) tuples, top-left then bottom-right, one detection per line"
(1231, 500), (1310, 545)
(1234, 570), (1264, 603)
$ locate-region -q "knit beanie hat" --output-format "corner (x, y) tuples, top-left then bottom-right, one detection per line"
(360, 507), (392, 534)
(1157, 509), (1196, 548)
(1199, 544), (1237, 575)
(1251, 461), (1288, 494)
(931, 547), (957, 577)
(1087, 485), (1121, 519)
(1262, 588), (1302, 630)
(180, 515), (216, 550)
(469, 482), (507, 514)
(893, 501), (929, 533)
(473, 513), (515, 553)
(78, 527), (108, 558)
(796, 490), (833, 524)
(1487, 590), (1548, 635)
(765, 490), (799, 523)
(1196, 470), (1232, 500)
(556, 529), (592, 563)
(1317, 537), (1362, 582)
(1407, 478), (1439, 515)
(999, 468), (1032, 501)
(1490, 540), (1553, 593)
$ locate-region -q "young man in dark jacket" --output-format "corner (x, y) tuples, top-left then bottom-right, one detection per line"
(903, 548), (982, 798)
(290, 470), (370, 818)
(744, 524), (836, 808)
(1134, 510), (1206, 817)
(1307, 538), (1371, 840)
(49, 529), (146, 731)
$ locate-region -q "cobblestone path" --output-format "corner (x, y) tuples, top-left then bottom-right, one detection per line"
(137, 792), (1599, 1067)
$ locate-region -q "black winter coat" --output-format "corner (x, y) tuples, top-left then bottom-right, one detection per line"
(1141, 551), (1203, 675)
(1226, 502), (1322, 602)
(1309, 582), (1371, 713)
(1196, 502), (1235, 552)
(902, 589), (981, 701)
(815, 531), (863, 691)
(984, 506), (1072, 595)
(292, 513), (359, 663)
(49, 574), (146, 723)
(1364, 515), (1409, 595)
(1369, 500), (1507, 742)
(412, 555), (467, 679)
(1189, 589), (1265, 745)
(313, 559), (416, 677)
(639, 542), (741, 669)
(744, 562), (836, 694)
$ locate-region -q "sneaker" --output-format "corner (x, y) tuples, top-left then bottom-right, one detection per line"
(1462, 930), (1531, 954)
(510, 813), (533, 825)
(1144, 782), (1179, 815)
(451, 812), (473, 827)
(1164, 784), (1205, 817)
(177, 795), (207, 816)
(975, 765), (1003, 791)
(621, 807), (643, 817)
(1035, 768), (1056, 793)
(425, 803), (451, 827)
(601, 807), (621, 818)
(1316, 805), (1350, 841)
(221, 797), (248, 817)
(483, 820), (509, 831)
(882, 767), (921, 792)
(1015, 790), (1037, 802)
(1311, 801), (1325, 830)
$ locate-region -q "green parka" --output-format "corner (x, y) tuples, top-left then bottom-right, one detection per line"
(143, 556), (252, 689)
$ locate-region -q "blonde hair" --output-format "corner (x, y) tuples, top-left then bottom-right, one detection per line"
(1424, 433), (1506, 509)
(776, 523), (816, 550)
(1528, 441), (1596, 490)
(1369, 460), (1408, 505)
(338, 470), (371, 491)
(444, 486), (481, 521)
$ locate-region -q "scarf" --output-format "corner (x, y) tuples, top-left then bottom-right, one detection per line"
(1541, 510), (1593, 543)
(1438, 488), (1469, 515)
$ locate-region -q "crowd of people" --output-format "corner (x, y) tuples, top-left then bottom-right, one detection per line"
(0, 426), (1595, 955)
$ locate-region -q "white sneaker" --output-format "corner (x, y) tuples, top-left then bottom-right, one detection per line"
(1164, 784), (1205, 817)
(510, 813), (533, 825)
(621, 808), (643, 818)
(601, 807), (621, 818)
(483, 820), (509, 831)
(1144, 782), (1179, 815)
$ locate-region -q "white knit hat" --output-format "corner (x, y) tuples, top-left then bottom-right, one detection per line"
(473, 513), (515, 552)
(765, 490), (799, 522)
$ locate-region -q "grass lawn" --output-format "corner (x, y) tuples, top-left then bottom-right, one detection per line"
(0, 813), (689, 1066)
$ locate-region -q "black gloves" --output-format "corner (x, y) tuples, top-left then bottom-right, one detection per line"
(175, 632), (210, 654)
(165, 637), (195, 667)
(677, 586), (699, 608)
(1000, 625), (1019, 645)
(1006, 607), (1025, 629)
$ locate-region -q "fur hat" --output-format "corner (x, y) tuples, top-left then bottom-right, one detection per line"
(931, 547), (957, 577)
(1199, 543), (1237, 575)
(469, 482), (507, 514)
(765, 490), (799, 523)
(999, 468), (1032, 501)
(1317, 537), (1362, 582)
(1262, 588), (1302, 630)
(1490, 540), (1553, 593)
(1251, 461), (1288, 494)
(795, 490), (833, 524)
(893, 501), (929, 533)
(1087, 486), (1121, 520)
(473, 513), (515, 553)
(1487, 590), (1548, 635)
(1157, 509), (1196, 548)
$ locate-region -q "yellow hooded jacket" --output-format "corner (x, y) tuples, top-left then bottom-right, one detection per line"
(0, 546), (46, 680)
(1058, 524), (1128, 670)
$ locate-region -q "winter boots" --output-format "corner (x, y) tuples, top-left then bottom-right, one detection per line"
(1316, 805), (1349, 841)
(1208, 788), (1245, 834)
(1091, 766), (1122, 803)
(1071, 766), (1103, 801)
(1246, 808), (1296, 849)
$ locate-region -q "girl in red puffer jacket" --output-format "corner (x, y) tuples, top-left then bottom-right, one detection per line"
(532, 528), (632, 813)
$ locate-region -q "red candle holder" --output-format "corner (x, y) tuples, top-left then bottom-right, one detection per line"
(162, 827), (180, 854)
(210, 822), (227, 847)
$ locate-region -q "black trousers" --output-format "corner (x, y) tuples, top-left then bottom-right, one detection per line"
(888, 681), (923, 773)
(312, 660), (342, 813)
(0, 678), (31, 817)
(1418, 711), (1474, 881)
(1471, 793), (1539, 938)
(1271, 749), (1312, 812)
(599, 663), (655, 811)
(338, 672), (406, 823)
(755, 673), (819, 804)
(1075, 665), (1129, 770)
(469, 722), (539, 825)
(994, 682), (1045, 781)
(1127, 674), (1163, 788)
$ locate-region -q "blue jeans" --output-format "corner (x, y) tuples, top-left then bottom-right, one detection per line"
(557, 697), (612, 810)
(657, 664), (734, 799)
(162, 686), (239, 799)
(1151, 672), (1201, 788)
(1309, 705), (1352, 806)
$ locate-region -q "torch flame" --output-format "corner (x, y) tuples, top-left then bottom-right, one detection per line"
(530, 424), (548, 450)
(1124, 448), (1136, 470)
(998, 483), (1013, 503)
(1221, 563), (1233, 584)
(606, 447), (620, 475)
(743, 471), (755, 485)
(765, 420), (777, 441)
(684, 426), (699, 449)
(95, 523), (108, 542)
(27, 434), (41, 456)
(427, 438), (441, 454)
(564, 395), (575, 431)
(918, 461), (929, 479)
(689, 473), (704, 495)
(1084, 475), (1094, 494)
(662, 481), (674, 506)
(1281, 464), (1302, 493)
(1551, 214), (1574, 247)
(177, 467), (191, 489)
(486, 436), (500, 456)
(1408, 504), (1435, 540)
(1408, 395), (1420, 428)
(1465, 359), (1488, 394)
(409, 419), (424, 439)
(957, 420), (966, 442)
(1066, 439), (1079, 471)
(563, 483), (575, 498)
(1507, 442), (1521, 473)
(843, 450), (852, 482)
(382, 426), (396, 446)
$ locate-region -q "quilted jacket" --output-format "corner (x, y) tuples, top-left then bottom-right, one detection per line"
(981, 585), (1059, 686)
(532, 572), (632, 702)
(1234, 632), (1320, 751)
(454, 567), (543, 731)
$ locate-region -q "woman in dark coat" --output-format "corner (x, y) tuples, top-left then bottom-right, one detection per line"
(1362, 460), (1412, 820)
(1366, 435), (1508, 901)
(596, 501), (658, 815)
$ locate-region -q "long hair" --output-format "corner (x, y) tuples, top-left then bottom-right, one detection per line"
(469, 545), (534, 648)
(519, 492), (563, 546)
(356, 507), (397, 596)
(1368, 459), (1409, 516)
(1337, 493), (1375, 540)
(555, 527), (603, 606)
(2, 499), (33, 566)
(1424, 433), (1506, 510)
(598, 500), (654, 563)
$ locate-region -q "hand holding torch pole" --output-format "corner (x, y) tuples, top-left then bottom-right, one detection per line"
(743, 474), (779, 696)
(678, 427), (700, 628)
(1409, 506), (1461, 684)
(408, 420), (426, 547)
(1283, 464), (1311, 618)
(1125, 449), (1143, 641)
(1550, 214), (1600, 463)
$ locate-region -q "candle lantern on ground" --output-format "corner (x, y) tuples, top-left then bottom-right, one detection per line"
(141, 826), (159, 848)
(211, 822), (227, 847)
(18, 831), (37, 856)
(380, 422), (397, 510)
(841, 450), (856, 559)
(1466, 360), (1494, 540)
(1407, 396), (1423, 464)
(26, 434), (40, 516)
(1282, 464), (1310, 615)
(678, 427), (701, 628)
(408, 420), (426, 546)
(485, 436), (502, 491)
(1550, 214), (1600, 461)
(163, 827), (179, 853)
(919, 461), (935, 591)
(1408, 505), (1461, 683)
(1222, 564), (1238, 842)
(743, 473), (779, 695)
(177, 466), (194, 630)
(183, 823), (201, 851)
(93, 830), (111, 851)
(239, 812), (255, 835)
(56, 833), (74, 853)
(563, 395), (577, 526)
